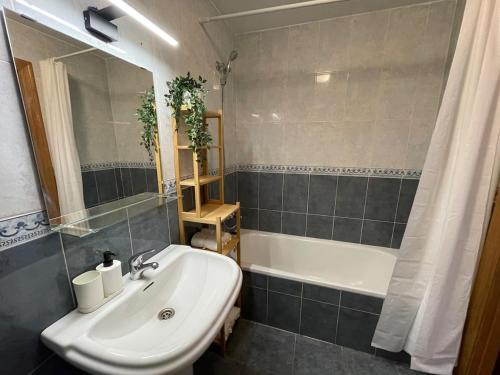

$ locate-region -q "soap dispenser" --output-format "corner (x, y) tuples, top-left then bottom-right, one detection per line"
(96, 251), (123, 297)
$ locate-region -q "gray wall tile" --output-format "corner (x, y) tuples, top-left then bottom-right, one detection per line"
(224, 173), (237, 204)
(283, 174), (309, 213)
(364, 178), (401, 221)
(396, 179), (418, 223)
(82, 171), (98, 208)
(243, 271), (268, 289)
(128, 201), (170, 253)
(333, 217), (362, 243)
(361, 220), (393, 247)
(167, 200), (180, 244)
(391, 223), (406, 249)
(268, 276), (302, 296)
(282, 212), (306, 236)
(259, 173), (284, 210)
(95, 169), (118, 204)
(145, 168), (159, 193)
(336, 307), (379, 353)
(115, 168), (124, 198)
(241, 208), (259, 230)
(308, 175), (337, 215)
(241, 286), (267, 324)
(259, 209), (281, 233)
(238, 172), (258, 208)
(306, 214), (333, 239)
(268, 291), (301, 332)
(341, 291), (384, 314)
(335, 176), (367, 218)
(130, 168), (147, 194)
(119, 168), (133, 197)
(300, 299), (338, 343)
(303, 283), (340, 305)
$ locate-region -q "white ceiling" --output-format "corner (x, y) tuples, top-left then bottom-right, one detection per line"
(210, 0), (437, 34)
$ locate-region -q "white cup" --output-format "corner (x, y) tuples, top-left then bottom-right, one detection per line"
(73, 271), (105, 313)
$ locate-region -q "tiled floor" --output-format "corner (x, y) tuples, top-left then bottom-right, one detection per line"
(194, 319), (426, 375)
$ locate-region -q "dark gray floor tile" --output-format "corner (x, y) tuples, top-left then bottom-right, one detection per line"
(343, 347), (398, 375)
(259, 210), (281, 233)
(336, 307), (379, 354)
(341, 291), (384, 314)
(294, 336), (345, 375)
(303, 283), (340, 305)
(227, 320), (295, 375)
(130, 168), (147, 194)
(335, 176), (368, 218)
(61, 213), (132, 279)
(376, 348), (411, 365)
(243, 271), (267, 289)
(0, 234), (74, 375)
(391, 223), (406, 249)
(194, 351), (242, 375)
(268, 291), (301, 332)
(238, 172), (259, 208)
(95, 169), (118, 203)
(241, 287), (267, 323)
(282, 212), (306, 236)
(145, 168), (159, 193)
(32, 355), (88, 374)
(82, 171), (99, 208)
(119, 168), (133, 197)
(268, 276), (301, 296)
(225, 173), (237, 204)
(394, 363), (429, 375)
(396, 179), (419, 223)
(306, 214), (333, 239)
(308, 175), (337, 216)
(333, 217), (362, 243)
(241, 208), (258, 230)
(283, 173), (308, 213)
(361, 220), (393, 247)
(300, 299), (338, 343)
(127, 199), (170, 253)
(364, 178), (401, 221)
(167, 200), (180, 244)
(259, 173), (284, 210)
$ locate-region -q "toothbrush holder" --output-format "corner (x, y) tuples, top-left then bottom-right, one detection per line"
(72, 271), (105, 313)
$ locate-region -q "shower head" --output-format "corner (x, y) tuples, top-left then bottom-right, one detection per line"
(216, 50), (238, 87)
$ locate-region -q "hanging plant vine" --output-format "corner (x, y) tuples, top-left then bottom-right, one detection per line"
(165, 72), (211, 161)
(136, 86), (158, 162)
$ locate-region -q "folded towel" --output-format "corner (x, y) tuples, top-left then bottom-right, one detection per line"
(191, 228), (232, 251)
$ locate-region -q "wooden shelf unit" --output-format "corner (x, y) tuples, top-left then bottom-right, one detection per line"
(172, 109), (242, 353)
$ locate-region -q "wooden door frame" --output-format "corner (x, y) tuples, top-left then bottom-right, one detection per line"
(14, 58), (61, 220)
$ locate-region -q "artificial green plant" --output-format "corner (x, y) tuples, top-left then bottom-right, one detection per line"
(136, 86), (158, 162)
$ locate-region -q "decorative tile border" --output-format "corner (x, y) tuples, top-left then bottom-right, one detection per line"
(0, 211), (50, 251)
(81, 161), (156, 172)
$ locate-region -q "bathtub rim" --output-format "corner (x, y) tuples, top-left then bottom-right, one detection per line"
(240, 229), (397, 299)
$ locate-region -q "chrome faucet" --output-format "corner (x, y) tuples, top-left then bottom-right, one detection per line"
(128, 249), (159, 280)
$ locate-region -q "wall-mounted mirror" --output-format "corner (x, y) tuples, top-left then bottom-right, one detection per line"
(4, 10), (163, 235)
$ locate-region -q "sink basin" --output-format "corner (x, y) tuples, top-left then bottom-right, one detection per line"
(41, 245), (242, 375)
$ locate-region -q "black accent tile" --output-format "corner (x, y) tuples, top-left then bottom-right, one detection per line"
(0, 234), (74, 375)
(227, 319), (295, 375)
(259, 173), (284, 210)
(335, 176), (368, 218)
(343, 347), (399, 374)
(293, 336), (345, 375)
(303, 283), (340, 305)
(32, 355), (88, 374)
(130, 168), (147, 194)
(224, 173), (237, 204)
(396, 179), (419, 223)
(283, 174), (308, 213)
(308, 175), (337, 216)
(259, 210), (281, 233)
(128, 199), (170, 253)
(300, 299), (339, 343)
(238, 172), (258, 208)
(267, 291), (301, 332)
(119, 168), (133, 197)
(241, 208), (258, 230)
(364, 177), (401, 221)
(241, 287), (267, 323)
(281, 212), (306, 236)
(95, 169), (118, 203)
(167, 200), (180, 244)
(361, 220), (393, 247)
(333, 217), (362, 243)
(115, 168), (124, 198)
(243, 271), (268, 289)
(61, 213), (132, 279)
(336, 307), (379, 354)
(376, 349), (411, 365)
(268, 276), (301, 296)
(306, 214), (333, 239)
(145, 168), (159, 193)
(341, 291), (384, 314)
(82, 171), (99, 208)
(391, 223), (406, 249)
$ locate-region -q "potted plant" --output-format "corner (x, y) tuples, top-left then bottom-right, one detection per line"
(165, 72), (211, 161)
(136, 86), (158, 162)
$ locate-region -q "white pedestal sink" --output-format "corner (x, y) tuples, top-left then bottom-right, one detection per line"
(41, 245), (242, 375)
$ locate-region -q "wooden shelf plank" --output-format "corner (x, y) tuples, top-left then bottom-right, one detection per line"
(176, 145), (221, 150)
(180, 175), (221, 187)
(222, 236), (239, 256)
(182, 203), (239, 224)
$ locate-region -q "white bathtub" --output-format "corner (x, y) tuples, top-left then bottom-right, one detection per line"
(240, 230), (397, 298)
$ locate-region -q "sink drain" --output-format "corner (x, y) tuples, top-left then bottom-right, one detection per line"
(158, 308), (175, 320)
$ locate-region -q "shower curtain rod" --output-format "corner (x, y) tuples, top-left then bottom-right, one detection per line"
(53, 47), (97, 61)
(199, 0), (349, 23)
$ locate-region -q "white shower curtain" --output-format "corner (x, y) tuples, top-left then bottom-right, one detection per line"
(372, 0), (500, 374)
(40, 59), (86, 217)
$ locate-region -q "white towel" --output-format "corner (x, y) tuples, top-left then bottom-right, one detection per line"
(191, 228), (232, 251)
